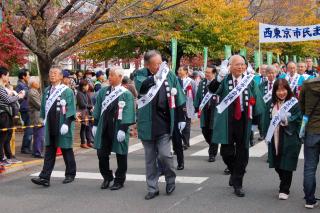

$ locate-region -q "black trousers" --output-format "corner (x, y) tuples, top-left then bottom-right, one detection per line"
(39, 135), (76, 180)
(181, 118), (191, 146)
(275, 168), (293, 194)
(80, 124), (93, 144)
(0, 112), (13, 160)
(97, 149), (127, 184)
(202, 127), (218, 157)
(220, 116), (248, 189)
(172, 123), (184, 166)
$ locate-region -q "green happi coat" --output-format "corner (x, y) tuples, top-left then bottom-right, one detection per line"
(194, 79), (218, 128)
(262, 103), (302, 171)
(259, 80), (273, 135)
(134, 68), (186, 141)
(93, 86), (135, 154)
(40, 86), (76, 149)
(212, 74), (266, 148)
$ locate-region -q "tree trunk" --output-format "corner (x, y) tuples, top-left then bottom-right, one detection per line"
(37, 58), (52, 92)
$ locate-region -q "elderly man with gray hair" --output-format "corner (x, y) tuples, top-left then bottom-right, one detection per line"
(92, 67), (135, 191)
(28, 77), (44, 158)
(31, 66), (77, 187)
(135, 50), (186, 200)
(210, 55), (265, 197)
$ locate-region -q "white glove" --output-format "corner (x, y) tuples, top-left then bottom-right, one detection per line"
(217, 60), (229, 82)
(280, 112), (291, 123)
(246, 63), (255, 75)
(60, 124), (69, 135)
(117, 130), (126, 142)
(92, 126), (97, 137)
(178, 122), (186, 133)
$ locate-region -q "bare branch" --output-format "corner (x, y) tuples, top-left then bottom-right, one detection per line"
(47, 0), (80, 36)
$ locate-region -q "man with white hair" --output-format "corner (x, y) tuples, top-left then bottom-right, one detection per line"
(210, 55), (265, 197)
(92, 67), (135, 191)
(28, 77), (44, 158)
(298, 62), (314, 80)
(135, 50), (186, 200)
(279, 62), (305, 98)
(31, 67), (77, 187)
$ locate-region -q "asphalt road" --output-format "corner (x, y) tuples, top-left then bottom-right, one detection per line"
(0, 124), (319, 213)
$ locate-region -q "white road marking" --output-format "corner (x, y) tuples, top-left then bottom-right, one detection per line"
(249, 141), (268, 157)
(30, 171), (208, 184)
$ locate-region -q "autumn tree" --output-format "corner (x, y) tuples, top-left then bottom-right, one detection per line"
(0, 25), (28, 69)
(80, 0), (256, 69)
(2, 0), (188, 86)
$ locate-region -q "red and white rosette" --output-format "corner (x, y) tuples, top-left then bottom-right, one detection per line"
(118, 101), (126, 120)
(169, 88), (177, 109)
(248, 97), (256, 119)
(186, 85), (193, 98)
(60, 99), (67, 115)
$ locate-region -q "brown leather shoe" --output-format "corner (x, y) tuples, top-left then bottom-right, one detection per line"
(80, 144), (90, 149)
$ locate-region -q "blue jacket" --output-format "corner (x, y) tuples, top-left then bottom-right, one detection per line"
(16, 80), (29, 112)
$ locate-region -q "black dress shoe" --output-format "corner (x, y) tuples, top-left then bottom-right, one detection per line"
(234, 188), (245, 197)
(145, 191), (159, 200)
(166, 183), (175, 195)
(31, 177), (50, 187)
(110, 182), (123, 190)
(62, 176), (75, 184)
(224, 168), (231, 175)
(183, 145), (188, 150)
(177, 164), (184, 170)
(208, 156), (216, 162)
(101, 179), (112, 189)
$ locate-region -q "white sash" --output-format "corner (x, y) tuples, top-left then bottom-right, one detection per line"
(287, 74), (299, 91)
(44, 84), (68, 123)
(302, 73), (310, 80)
(199, 92), (213, 111)
(137, 63), (170, 109)
(265, 97), (298, 143)
(263, 90), (272, 103)
(101, 86), (127, 115)
(216, 74), (254, 113)
(183, 77), (192, 91)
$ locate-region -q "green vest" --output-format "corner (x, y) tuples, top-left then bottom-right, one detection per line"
(134, 68), (186, 141)
(263, 103), (302, 171)
(93, 86), (135, 154)
(212, 74), (266, 148)
(40, 86), (76, 149)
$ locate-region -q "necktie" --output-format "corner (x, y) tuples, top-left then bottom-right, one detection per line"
(269, 82), (272, 91)
(50, 86), (56, 94)
(234, 80), (242, 120)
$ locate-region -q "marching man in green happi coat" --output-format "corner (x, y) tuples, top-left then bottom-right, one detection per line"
(134, 50), (186, 200)
(31, 67), (77, 187)
(92, 67), (135, 191)
(210, 55), (266, 197)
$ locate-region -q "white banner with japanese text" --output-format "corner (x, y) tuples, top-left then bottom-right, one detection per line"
(259, 23), (320, 43)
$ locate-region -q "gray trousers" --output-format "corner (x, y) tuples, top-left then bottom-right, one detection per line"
(142, 134), (176, 193)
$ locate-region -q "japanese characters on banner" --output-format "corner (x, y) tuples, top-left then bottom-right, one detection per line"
(259, 23), (320, 43)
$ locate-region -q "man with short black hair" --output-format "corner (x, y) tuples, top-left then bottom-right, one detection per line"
(16, 68), (32, 154)
(305, 57), (318, 78)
